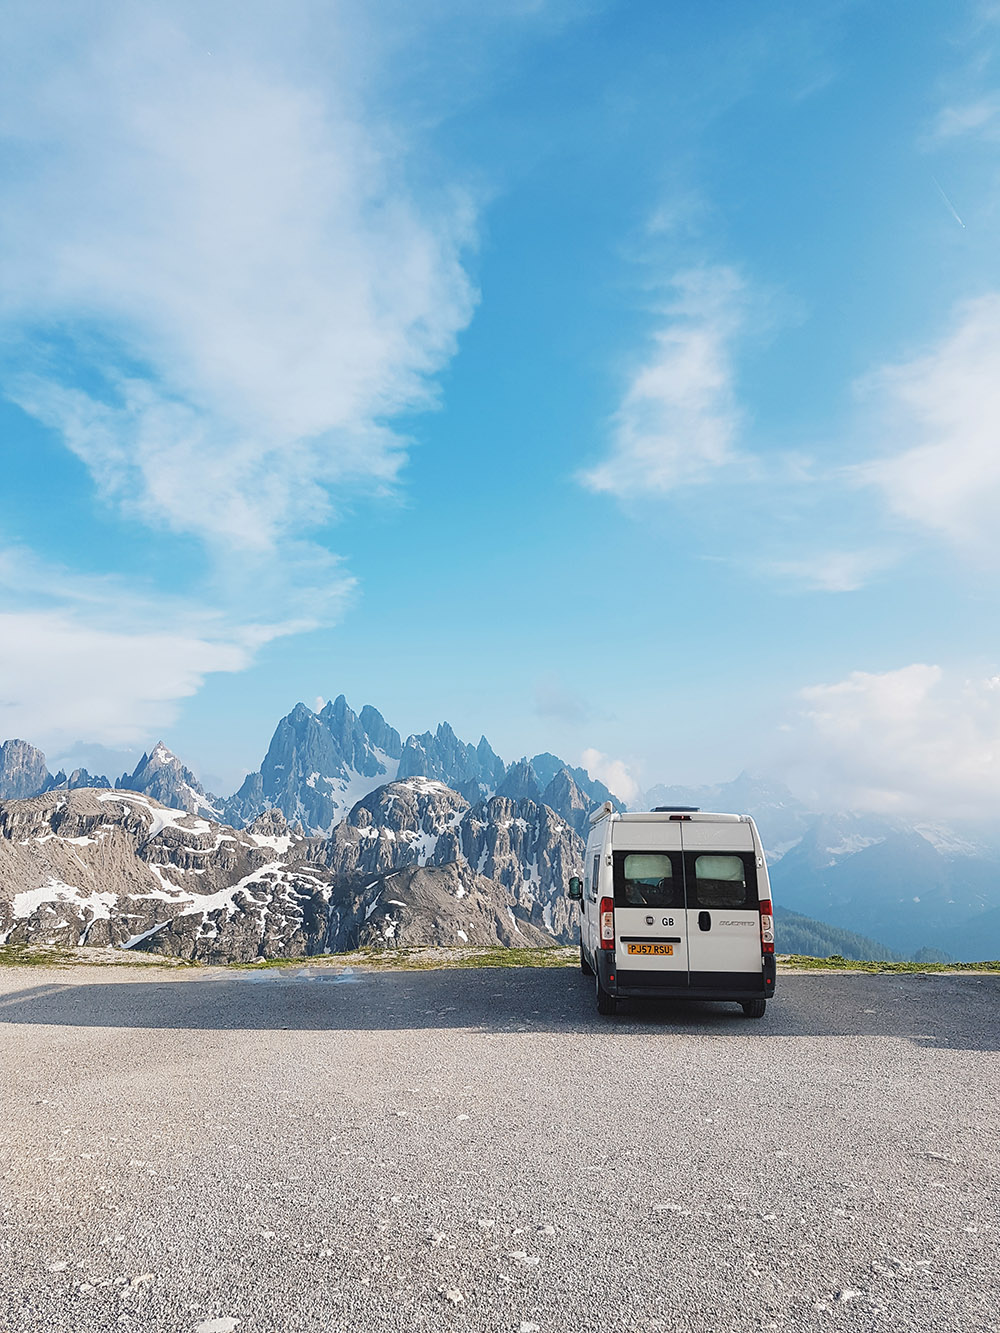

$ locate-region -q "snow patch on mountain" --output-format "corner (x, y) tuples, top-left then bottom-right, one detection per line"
(2, 877), (118, 945)
(913, 824), (986, 857)
(96, 790), (214, 840)
(823, 833), (886, 863)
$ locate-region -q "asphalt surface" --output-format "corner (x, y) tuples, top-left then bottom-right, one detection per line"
(0, 964), (997, 1333)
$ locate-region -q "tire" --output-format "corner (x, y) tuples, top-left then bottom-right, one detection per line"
(580, 943), (594, 976)
(596, 969), (617, 1016)
(741, 999), (767, 1019)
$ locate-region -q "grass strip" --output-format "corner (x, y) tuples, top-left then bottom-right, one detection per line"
(777, 953), (1000, 973)
(0, 943), (198, 969)
(229, 945), (579, 971)
(2, 942), (998, 973)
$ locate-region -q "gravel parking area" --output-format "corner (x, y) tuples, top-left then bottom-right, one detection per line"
(1, 964), (997, 1333)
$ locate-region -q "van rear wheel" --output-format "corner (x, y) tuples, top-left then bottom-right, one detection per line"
(596, 971), (616, 1015)
(580, 943), (594, 976)
(741, 999), (767, 1018)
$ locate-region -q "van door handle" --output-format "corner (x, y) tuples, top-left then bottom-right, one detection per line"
(698, 911), (711, 932)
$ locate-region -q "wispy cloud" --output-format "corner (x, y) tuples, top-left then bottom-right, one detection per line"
(0, 2), (493, 747)
(784, 663), (1000, 819)
(579, 266), (753, 497)
(0, 610), (250, 752)
(0, 545), (338, 750)
(763, 549), (894, 593)
(933, 92), (1000, 140)
(0, 6), (477, 558)
(853, 293), (1000, 556)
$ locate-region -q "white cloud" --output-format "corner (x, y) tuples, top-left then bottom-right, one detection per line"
(854, 294), (1000, 555)
(0, 2), (490, 748)
(933, 92), (1000, 140)
(0, 2), (477, 554)
(0, 612), (253, 751)
(785, 663), (1000, 818)
(580, 266), (752, 497)
(0, 545), (342, 752)
(580, 747), (639, 803)
(764, 549), (894, 593)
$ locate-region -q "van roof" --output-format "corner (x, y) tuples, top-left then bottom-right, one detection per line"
(589, 800), (747, 826)
(618, 810), (746, 823)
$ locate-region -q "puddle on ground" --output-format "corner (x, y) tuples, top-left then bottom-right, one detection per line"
(224, 967), (362, 985)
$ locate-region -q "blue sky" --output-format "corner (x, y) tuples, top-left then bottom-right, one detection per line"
(3, 0), (1000, 816)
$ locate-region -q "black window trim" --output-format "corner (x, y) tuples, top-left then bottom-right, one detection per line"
(612, 848), (685, 909)
(684, 849), (758, 910)
(611, 847), (758, 910)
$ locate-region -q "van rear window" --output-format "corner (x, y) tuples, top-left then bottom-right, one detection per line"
(689, 854), (755, 909)
(615, 852), (683, 908)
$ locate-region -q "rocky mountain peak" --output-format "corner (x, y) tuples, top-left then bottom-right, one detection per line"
(540, 767), (593, 836)
(530, 752), (622, 812)
(223, 698), (403, 835)
(42, 767), (111, 793)
(359, 704), (402, 757)
(397, 722), (505, 796)
(476, 736), (505, 779)
(246, 808), (293, 838)
(496, 758), (542, 804)
(0, 739), (49, 800)
(322, 778), (469, 882)
(349, 777), (469, 831)
(116, 744), (220, 819)
(318, 779), (582, 944)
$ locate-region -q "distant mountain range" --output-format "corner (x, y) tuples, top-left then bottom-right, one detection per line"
(0, 785), (573, 961)
(637, 775), (1000, 962)
(0, 698), (622, 836)
(2, 696), (1000, 961)
(0, 778), (901, 966)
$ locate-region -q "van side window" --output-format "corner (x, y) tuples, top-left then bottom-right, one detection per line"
(592, 854), (600, 899)
(689, 853), (755, 908)
(613, 851), (683, 908)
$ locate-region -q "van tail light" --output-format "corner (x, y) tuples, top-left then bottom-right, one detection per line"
(759, 898), (774, 954)
(599, 897), (615, 950)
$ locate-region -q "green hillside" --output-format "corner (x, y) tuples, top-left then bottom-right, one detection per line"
(775, 906), (904, 962)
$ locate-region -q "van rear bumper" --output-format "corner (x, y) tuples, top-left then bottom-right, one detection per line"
(598, 951), (776, 1000)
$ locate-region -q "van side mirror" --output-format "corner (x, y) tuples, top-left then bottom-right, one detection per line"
(567, 876), (583, 900)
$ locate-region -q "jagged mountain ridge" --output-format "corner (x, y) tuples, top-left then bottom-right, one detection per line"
(115, 743), (221, 819)
(219, 696), (623, 835)
(222, 697), (404, 833)
(0, 783), (911, 964)
(0, 697), (623, 839)
(0, 740), (49, 800)
(0, 784), (582, 961)
(396, 725), (505, 802)
(317, 778), (581, 941)
(770, 821), (1000, 957)
(7, 704), (1000, 960)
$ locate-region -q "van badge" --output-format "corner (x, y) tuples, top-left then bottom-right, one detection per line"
(645, 915), (654, 925)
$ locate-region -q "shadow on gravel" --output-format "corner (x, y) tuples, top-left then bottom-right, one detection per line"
(0, 967), (997, 1051)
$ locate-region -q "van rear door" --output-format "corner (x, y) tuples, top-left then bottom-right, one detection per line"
(680, 822), (762, 988)
(611, 822), (689, 978)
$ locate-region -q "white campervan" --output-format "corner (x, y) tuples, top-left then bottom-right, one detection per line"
(568, 804), (776, 1017)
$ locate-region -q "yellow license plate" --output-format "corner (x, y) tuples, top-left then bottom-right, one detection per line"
(627, 943), (674, 956)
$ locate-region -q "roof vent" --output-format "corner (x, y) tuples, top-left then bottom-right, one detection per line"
(653, 806), (699, 813)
